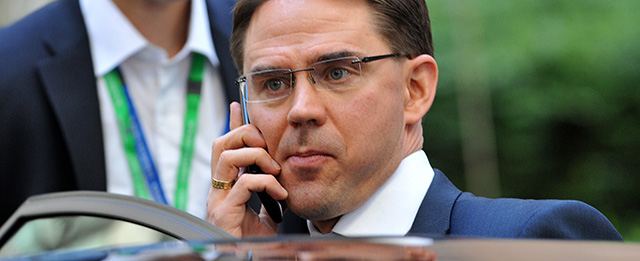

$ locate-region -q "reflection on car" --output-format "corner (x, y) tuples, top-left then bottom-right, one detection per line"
(1, 192), (639, 260)
(0, 191), (231, 258)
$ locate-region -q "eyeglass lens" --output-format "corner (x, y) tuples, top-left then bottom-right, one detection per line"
(244, 56), (363, 102)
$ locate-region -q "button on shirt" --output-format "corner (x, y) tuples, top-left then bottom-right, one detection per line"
(308, 150), (435, 236)
(80, 0), (227, 218)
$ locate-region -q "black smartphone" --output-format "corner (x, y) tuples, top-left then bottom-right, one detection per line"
(239, 87), (284, 223)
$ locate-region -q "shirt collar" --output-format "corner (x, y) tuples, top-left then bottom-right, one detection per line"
(308, 150), (435, 237)
(80, 0), (219, 77)
(184, 0), (219, 67)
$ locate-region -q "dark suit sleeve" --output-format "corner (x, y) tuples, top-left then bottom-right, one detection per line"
(517, 200), (623, 241)
(450, 192), (622, 241)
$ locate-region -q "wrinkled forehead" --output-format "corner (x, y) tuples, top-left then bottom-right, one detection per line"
(243, 0), (387, 72)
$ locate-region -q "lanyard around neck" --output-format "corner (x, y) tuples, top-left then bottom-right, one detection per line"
(104, 53), (206, 210)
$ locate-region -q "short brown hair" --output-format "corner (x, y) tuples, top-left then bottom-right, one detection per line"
(230, 0), (434, 74)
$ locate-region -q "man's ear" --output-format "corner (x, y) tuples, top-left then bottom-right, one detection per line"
(404, 54), (438, 125)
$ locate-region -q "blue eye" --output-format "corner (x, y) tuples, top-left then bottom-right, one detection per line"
(329, 68), (349, 80)
(266, 79), (286, 91)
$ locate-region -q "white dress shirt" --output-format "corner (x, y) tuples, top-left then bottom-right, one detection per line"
(80, 0), (227, 219)
(308, 150), (435, 236)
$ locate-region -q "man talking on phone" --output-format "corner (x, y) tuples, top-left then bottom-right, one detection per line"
(206, 0), (622, 240)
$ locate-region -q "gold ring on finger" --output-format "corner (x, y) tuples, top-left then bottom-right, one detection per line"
(212, 177), (236, 190)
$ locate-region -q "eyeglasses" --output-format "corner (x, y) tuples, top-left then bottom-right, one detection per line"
(237, 53), (411, 103)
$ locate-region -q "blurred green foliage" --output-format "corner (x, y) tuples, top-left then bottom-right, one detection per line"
(424, 0), (640, 241)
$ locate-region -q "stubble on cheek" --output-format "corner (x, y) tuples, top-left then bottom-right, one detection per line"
(279, 156), (349, 221)
(285, 180), (344, 221)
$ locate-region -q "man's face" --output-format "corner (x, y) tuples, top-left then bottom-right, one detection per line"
(243, 0), (409, 221)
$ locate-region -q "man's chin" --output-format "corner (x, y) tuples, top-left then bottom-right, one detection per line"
(286, 195), (341, 222)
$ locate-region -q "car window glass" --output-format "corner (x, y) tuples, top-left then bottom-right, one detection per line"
(0, 215), (175, 257)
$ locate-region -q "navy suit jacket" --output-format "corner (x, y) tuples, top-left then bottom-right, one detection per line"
(280, 169), (622, 240)
(0, 0), (239, 224)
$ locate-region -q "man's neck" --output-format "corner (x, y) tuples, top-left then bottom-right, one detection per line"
(312, 217), (340, 234)
(113, 0), (191, 58)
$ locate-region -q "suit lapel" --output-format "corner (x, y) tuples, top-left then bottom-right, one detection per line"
(206, 0), (239, 104)
(29, 0), (236, 192)
(408, 169), (463, 235)
(36, 0), (106, 190)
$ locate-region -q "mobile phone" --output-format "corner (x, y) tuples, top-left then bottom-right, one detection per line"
(239, 87), (284, 223)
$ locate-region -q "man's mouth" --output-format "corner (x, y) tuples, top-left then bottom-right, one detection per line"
(285, 150), (333, 168)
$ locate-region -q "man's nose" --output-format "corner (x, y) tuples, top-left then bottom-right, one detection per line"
(286, 71), (327, 127)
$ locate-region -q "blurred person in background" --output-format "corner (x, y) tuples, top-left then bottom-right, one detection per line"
(0, 0), (238, 224)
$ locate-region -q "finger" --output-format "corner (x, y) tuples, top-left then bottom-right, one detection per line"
(229, 102), (244, 130)
(209, 170), (286, 211)
(210, 125), (269, 177)
(228, 102), (266, 149)
(213, 174), (287, 221)
(213, 147), (281, 183)
(206, 186), (249, 237)
(207, 174), (287, 236)
(231, 174), (288, 203)
(212, 125), (267, 156)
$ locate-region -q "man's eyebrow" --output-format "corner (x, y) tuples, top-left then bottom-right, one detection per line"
(247, 51), (365, 73)
(314, 51), (364, 63)
(249, 65), (281, 74)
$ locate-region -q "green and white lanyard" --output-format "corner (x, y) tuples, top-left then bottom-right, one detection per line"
(104, 53), (206, 210)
